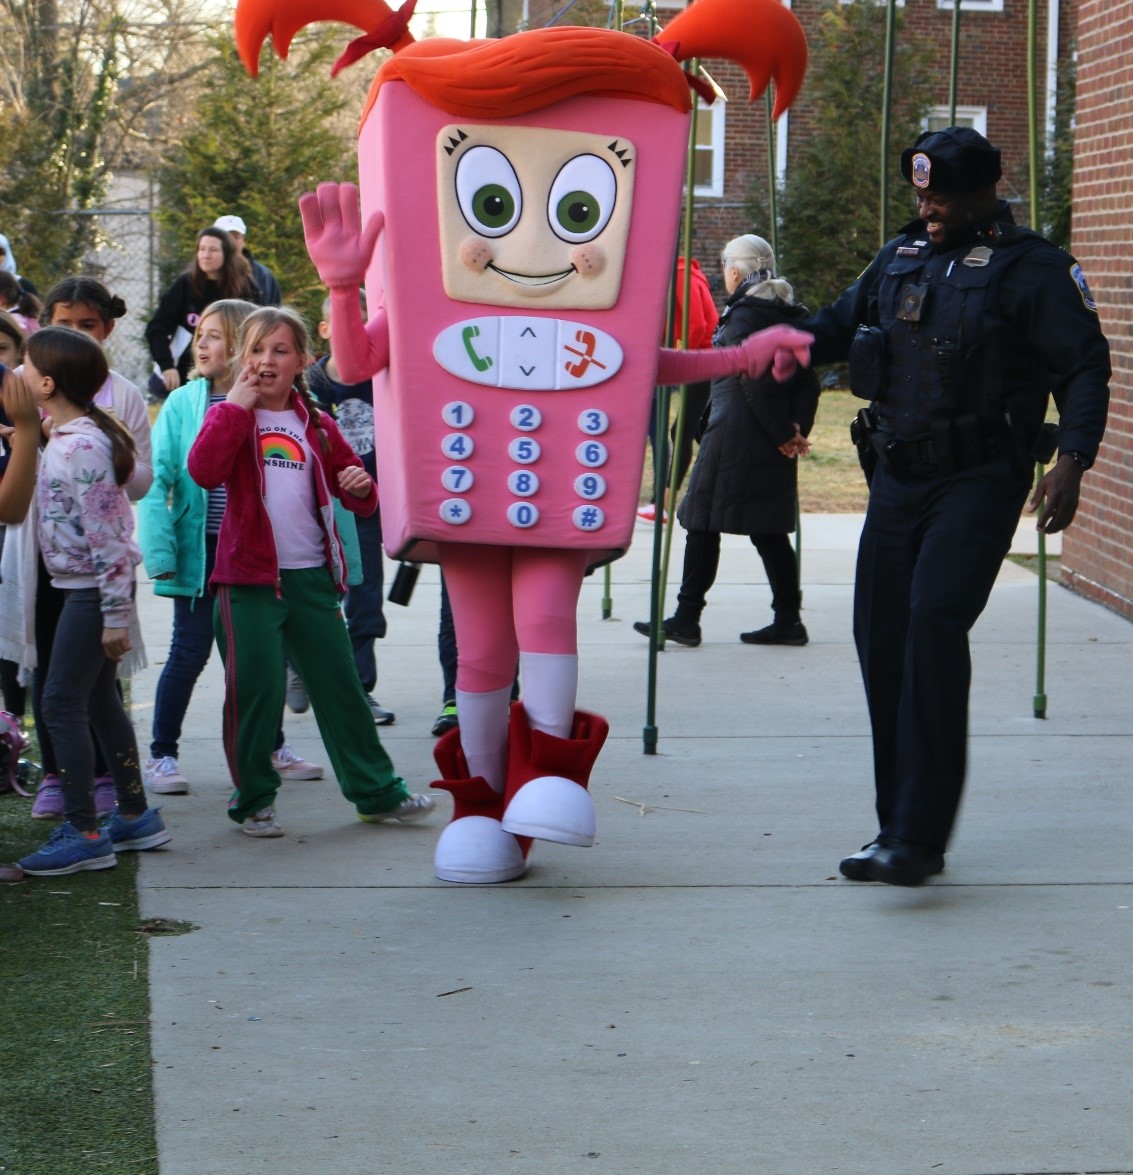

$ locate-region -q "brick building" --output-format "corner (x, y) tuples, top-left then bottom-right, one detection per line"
(1058, 1), (1133, 618)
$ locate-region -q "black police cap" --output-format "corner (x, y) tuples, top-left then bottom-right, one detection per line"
(899, 127), (1002, 193)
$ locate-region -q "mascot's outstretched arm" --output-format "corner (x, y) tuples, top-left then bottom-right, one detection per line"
(299, 182), (390, 382)
(656, 327), (812, 387)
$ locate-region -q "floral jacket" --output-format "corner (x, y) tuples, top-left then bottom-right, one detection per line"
(37, 416), (141, 627)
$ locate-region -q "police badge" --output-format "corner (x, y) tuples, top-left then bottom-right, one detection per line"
(911, 152), (932, 189)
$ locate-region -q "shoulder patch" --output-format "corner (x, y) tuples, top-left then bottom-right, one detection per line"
(1070, 262), (1098, 313)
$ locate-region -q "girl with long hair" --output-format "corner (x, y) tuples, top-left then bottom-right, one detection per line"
(3, 277), (154, 821)
(15, 327), (170, 876)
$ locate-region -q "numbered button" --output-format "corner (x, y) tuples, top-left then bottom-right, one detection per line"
(572, 504), (605, 531)
(507, 470), (540, 497)
(576, 439), (608, 468)
(442, 466), (474, 493)
(574, 472), (606, 500)
(440, 498), (472, 525)
(507, 501), (540, 529)
(578, 408), (609, 435)
(508, 436), (541, 464)
(510, 404), (542, 431)
(442, 433), (474, 460)
(442, 401), (475, 428)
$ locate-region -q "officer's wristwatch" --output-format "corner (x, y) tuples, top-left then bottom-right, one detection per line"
(1062, 450), (1093, 471)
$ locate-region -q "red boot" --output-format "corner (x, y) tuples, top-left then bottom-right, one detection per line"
(501, 704), (609, 847)
(430, 727), (530, 883)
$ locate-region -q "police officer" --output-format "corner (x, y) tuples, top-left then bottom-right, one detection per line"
(804, 127), (1110, 886)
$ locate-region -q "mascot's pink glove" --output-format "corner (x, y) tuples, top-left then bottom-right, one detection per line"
(298, 182), (390, 383)
(656, 323), (813, 386)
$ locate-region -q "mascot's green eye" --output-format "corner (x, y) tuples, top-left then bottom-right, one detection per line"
(548, 154), (616, 243)
(473, 185), (516, 230)
(455, 146), (522, 238)
(554, 193), (600, 234)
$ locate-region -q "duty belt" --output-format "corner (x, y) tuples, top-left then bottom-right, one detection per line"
(873, 415), (1014, 477)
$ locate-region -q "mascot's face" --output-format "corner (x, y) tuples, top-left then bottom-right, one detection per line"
(437, 124), (636, 312)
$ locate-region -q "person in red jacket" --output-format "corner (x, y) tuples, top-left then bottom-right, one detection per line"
(187, 306), (434, 838)
(639, 257), (720, 524)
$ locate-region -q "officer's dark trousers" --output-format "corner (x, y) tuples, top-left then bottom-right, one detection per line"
(854, 457), (1030, 850)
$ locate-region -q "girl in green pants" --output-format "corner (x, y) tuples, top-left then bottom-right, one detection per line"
(187, 307), (434, 837)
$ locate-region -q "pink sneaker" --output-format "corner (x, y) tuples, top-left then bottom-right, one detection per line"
(94, 776), (118, 815)
(635, 503), (668, 525)
(31, 774), (64, 820)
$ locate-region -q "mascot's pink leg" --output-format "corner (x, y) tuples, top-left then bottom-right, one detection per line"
(434, 546), (525, 883)
(498, 551), (606, 846)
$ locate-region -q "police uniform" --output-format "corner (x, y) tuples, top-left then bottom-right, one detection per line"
(805, 128), (1110, 876)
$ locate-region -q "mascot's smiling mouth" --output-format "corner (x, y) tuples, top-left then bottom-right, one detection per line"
(486, 262), (576, 287)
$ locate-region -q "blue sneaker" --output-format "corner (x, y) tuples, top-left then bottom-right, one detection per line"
(17, 823), (117, 876)
(104, 807), (171, 852)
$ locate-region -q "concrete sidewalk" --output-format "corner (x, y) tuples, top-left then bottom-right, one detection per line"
(131, 515), (1132, 1175)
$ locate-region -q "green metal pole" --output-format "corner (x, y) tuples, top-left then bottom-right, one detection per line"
(765, 90), (779, 255)
(1027, 0), (1048, 719)
(602, 564), (612, 619)
(949, 0), (961, 123)
(879, 0), (898, 247)
(644, 384), (671, 754)
(657, 83), (700, 628)
(766, 92), (803, 584)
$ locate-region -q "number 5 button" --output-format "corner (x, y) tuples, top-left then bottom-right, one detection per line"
(508, 437), (541, 464)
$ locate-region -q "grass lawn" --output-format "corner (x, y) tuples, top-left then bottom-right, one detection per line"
(0, 740), (160, 1175)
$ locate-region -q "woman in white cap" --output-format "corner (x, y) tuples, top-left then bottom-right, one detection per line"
(213, 215), (283, 306)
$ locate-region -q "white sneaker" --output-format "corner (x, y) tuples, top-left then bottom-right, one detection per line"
(144, 756), (189, 795)
(270, 744), (324, 781)
(359, 793), (436, 824)
(242, 807), (284, 838)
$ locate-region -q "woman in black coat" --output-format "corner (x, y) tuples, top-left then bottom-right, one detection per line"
(146, 227), (260, 396)
(636, 234), (819, 647)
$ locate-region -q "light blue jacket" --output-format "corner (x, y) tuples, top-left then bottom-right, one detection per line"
(139, 378), (361, 598)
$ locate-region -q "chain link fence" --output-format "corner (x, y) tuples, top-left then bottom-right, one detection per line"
(69, 172), (161, 391)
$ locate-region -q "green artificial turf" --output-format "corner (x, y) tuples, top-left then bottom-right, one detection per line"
(0, 794), (159, 1175)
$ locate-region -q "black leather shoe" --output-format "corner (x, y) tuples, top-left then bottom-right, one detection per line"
(839, 840), (886, 881)
(632, 617), (701, 647)
(739, 621), (808, 646)
(866, 839), (945, 887)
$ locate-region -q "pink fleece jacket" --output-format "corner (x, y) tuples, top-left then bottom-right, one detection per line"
(187, 394), (378, 593)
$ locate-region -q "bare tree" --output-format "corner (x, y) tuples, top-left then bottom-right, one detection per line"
(0, 0), (214, 284)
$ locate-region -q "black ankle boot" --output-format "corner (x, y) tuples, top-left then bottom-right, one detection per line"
(739, 620), (808, 646)
(632, 614), (702, 647)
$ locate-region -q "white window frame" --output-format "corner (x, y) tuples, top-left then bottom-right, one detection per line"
(936, 0), (1003, 11)
(925, 105), (988, 137)
(692, 98), (726, 199)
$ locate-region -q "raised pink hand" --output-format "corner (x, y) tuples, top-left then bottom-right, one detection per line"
(298, 182), (384, 290)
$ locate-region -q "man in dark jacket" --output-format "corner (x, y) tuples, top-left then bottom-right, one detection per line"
(213, 215), (283, 306)
(804, 127), (1110, 887)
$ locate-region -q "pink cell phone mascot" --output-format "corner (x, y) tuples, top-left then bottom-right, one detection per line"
(234, 0), (810, 883)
